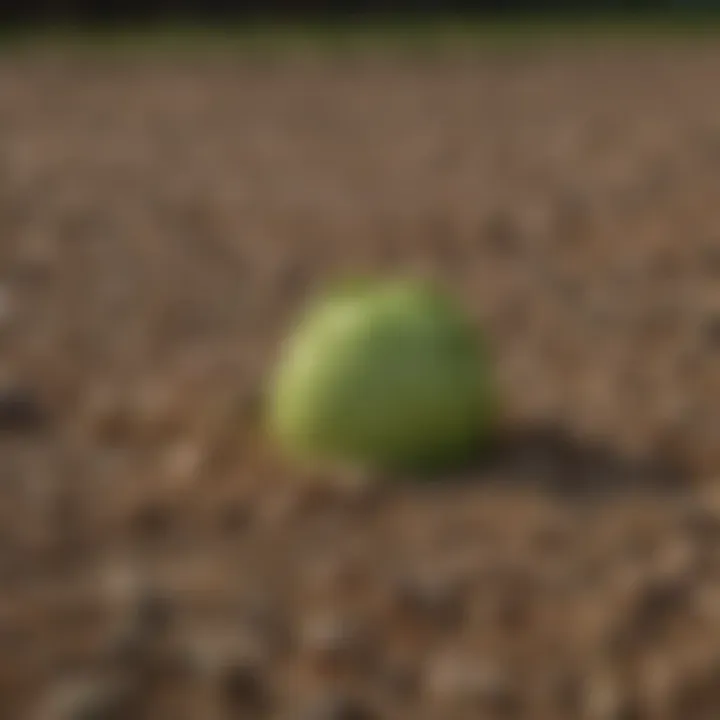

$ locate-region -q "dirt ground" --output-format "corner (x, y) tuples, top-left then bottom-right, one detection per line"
(3, 41), (720, 719)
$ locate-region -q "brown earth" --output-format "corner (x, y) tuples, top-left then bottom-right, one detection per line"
(2, 41), (720, 719)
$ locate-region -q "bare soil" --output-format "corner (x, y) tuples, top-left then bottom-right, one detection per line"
(2, 42), (720, 719)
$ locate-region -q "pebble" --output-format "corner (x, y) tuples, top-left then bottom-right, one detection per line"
(483, 210), (523, 256)
(299, 613), (372, 677)
(127, 586), (174, 636)
(379, 658), (419, 699)
(546, 668), (582, 714)
(582, 671), (640, 720)
(0, 384), (46, 433)
(216, 499), (252, 533)
(678, 500), (720, 543)
(553, 189), (592, 238)
(35, 676), (134, 720)
(82, 379), (178, 444)
(296, 693), (378, 720)
(188, 631), (270, 713)
(237, 593), (293, 657)
(638, 654), (677, 718)
(700, 242), (720, 273)
(425, 651), (518, 715)
(132, 379), (182, 439)
(629, 568), (691, 632)
(0, 284), (13, 330)
(257, 483), (340, 526)
(390, 571), (466, 631)
(701, 313), (720, 346)
(81, 385), (134, 443)
(103, 578), (174, 667)
(605, 558), (694, 654)
(158, 439), (205, 490)
(129, 498), (173, 541)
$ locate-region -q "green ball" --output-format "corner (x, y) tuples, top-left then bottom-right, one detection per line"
(266, 278), (498, 474)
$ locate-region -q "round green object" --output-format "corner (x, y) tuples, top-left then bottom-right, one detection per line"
(266, 278), (498, 473)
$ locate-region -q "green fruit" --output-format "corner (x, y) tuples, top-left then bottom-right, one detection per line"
(266, 277), (498, 474)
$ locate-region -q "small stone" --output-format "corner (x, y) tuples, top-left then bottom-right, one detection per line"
(483, 210), (522, 255)
(334, 470), (385, 514)
(104, 579), (174, 667)
(700, 242), (720, 273)
(0, 385), (46, 432)
(531, 520), (572, 556)
(35, 676), (134, 720)
(83, 379), (180, 445)
(239, 385), (262, 423)
(638, 655), (677, 718)
(425, 652), (518, 715)
(702, 313), (720, 346)
(216, 499), (252, 533)
(257, 483), (341, 526)
(582, 672), (640, 720)
(297, 693), (378, 720)
(133, 380), (181, 438)
(303, 555), (369, 602)
(553, 190), (591, 237)
(630, 569), (691, 631)
(381, 658), (420, 699)
(188, 632), (270, 713)
(234, 591), (292, 656)
(547, 669), (582, 714)
(300, 613), (372, 677)
(0, 284), (13, 330)
(82, 385), (133, 443)
(129, 500), (172, 541)
(390, 572), (465, 631)
(672, 652), (720, 717)
(679, 501), (720, 542)
(158, 440), (205, 490)
(128, 587), (174, 637)
(697, 585), (720, 621)
(219, 659), (268, 711)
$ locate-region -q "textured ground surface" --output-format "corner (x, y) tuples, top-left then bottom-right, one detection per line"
(2, 42), (720, 719)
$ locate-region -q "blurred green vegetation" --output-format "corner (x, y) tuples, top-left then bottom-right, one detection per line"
(4, 11), (720, 54)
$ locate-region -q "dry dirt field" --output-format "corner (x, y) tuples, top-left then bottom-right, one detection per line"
(3, 40), (720, 719)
